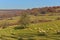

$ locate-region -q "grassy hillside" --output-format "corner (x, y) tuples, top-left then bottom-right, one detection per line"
(0, 15), (60, 40)
(0, 6), (60, 40)
(0, 20), (60, 40)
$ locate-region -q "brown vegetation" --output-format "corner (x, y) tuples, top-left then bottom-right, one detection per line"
(0, 6), (59, 18)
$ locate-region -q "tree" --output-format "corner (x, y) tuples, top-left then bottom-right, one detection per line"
(2, 20), (9, 29)
(16, 12), (30, 29)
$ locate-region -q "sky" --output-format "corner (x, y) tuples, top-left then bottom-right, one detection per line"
(0, 0), (60, 9)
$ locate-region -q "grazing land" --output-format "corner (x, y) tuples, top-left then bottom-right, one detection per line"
(0, 6), (60, 40)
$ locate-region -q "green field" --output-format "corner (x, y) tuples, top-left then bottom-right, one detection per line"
(0, 16), (60, 40)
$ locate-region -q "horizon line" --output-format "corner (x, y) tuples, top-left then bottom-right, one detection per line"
(0, 6), (59, 10)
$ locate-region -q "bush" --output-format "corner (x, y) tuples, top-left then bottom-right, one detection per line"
(56, 31), (60, 35)
(14, 26), (25, 30)
(28, 37), (35, 40)
(37, 31), (47, 36)
(18, 37), (23, 40)
(18, 12), (30, 29)
(40, 11), (46, 14)
(2, 21), (9, 29)
(56, 17), (60, 20)
(38, 32), (46, 36)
